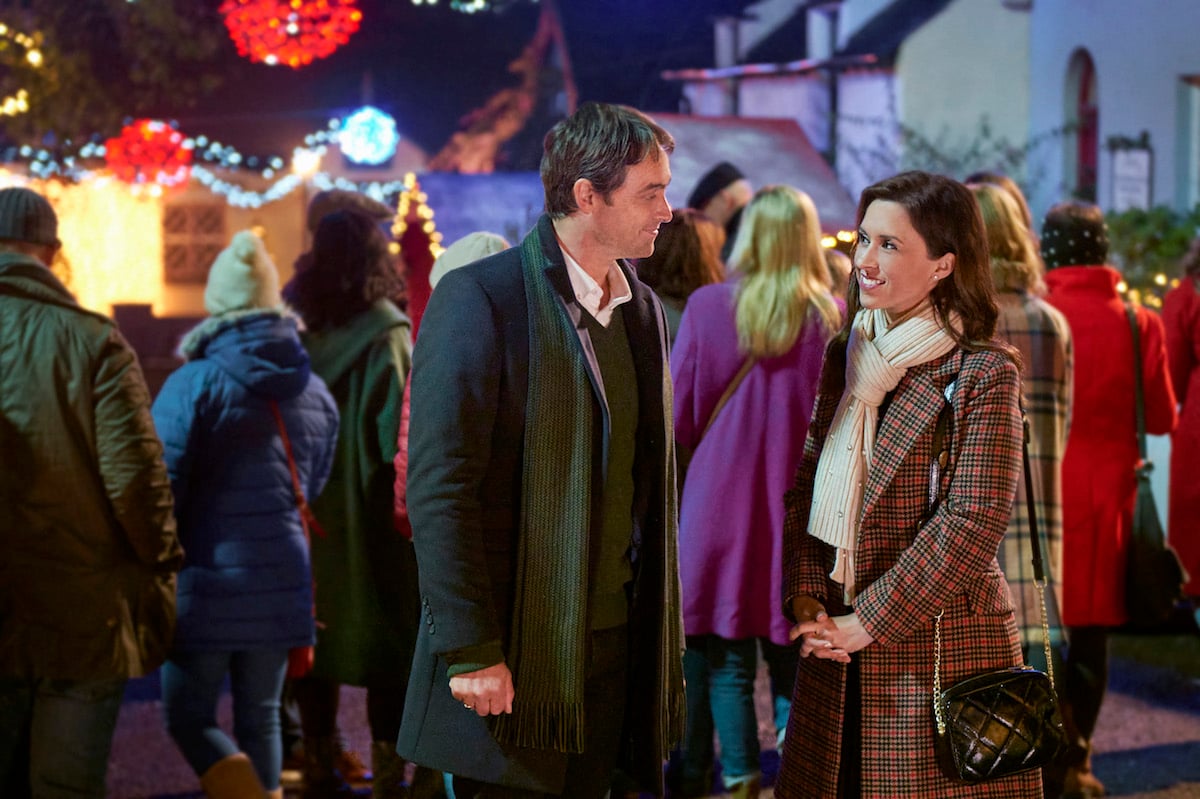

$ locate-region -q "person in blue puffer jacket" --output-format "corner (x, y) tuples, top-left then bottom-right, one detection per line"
(152, 229), (339, 799)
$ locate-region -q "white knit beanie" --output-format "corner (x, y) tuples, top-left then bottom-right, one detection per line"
(204, 230), (282, 315)
(429, 231), (510, 289)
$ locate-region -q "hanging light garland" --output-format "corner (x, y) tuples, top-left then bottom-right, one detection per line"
(104, 119), (193, 189)
(2, 117), (416, 209)
(219, 0), (363, 68)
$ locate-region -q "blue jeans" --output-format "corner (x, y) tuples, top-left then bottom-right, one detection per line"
(0, 676), (126, 798)
(161, 649), (288, 790)
(681, 635), (797, 789)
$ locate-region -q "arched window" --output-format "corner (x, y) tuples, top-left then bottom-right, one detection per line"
(1065, 49), (1099, 201)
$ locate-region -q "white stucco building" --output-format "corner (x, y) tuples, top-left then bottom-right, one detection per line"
(670, 0), (1200, 224)
(669, 0), (1034, 201)
(1027, 0), (1200, 220)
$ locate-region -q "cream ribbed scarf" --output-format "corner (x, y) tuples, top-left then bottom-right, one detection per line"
(808, 304), (958, 601)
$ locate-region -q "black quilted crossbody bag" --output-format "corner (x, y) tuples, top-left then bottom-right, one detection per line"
(927, 380), (1068, 783)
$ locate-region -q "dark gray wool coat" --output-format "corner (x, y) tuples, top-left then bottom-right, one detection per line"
(397, 215), (684, 794)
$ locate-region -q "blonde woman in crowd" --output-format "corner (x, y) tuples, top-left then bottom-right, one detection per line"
(671, 185), (841, 798)
(970, 181), (1072, 665)
(971, 178), (1076, 798)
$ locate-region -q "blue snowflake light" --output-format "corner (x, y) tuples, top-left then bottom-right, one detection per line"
(338, 105), (399, 165)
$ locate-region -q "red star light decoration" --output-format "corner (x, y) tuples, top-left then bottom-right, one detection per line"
(220, 0), (363, 68)
(104, 119), (193, 188)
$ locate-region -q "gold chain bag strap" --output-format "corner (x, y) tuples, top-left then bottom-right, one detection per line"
(927, 381), (1068, 783)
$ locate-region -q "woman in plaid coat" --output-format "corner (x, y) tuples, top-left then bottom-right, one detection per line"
(779, 172), (1039, 798)
(970, 182), (1072, 656)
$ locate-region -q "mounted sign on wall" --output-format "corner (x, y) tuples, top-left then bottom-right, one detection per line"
(1109, 131), (1153, 212)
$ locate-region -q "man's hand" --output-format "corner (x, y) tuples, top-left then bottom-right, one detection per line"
(449, 662), (515, 717)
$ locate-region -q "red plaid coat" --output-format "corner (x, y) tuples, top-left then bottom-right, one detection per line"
(778, 342), (1041, 798)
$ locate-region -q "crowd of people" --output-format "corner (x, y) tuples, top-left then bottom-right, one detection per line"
(0, 99), (1196, 799)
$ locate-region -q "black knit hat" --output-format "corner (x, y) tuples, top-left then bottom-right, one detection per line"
(1040, 202), (1109, 269)
(0, 186), (59, 247)
(687, 161), (745, 210)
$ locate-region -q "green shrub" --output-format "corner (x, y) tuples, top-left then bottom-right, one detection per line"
(1105, 204), (1200, 308)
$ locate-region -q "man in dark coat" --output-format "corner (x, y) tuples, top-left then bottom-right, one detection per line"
(397, 102), (685, 797)
(0, 186), (183, 797)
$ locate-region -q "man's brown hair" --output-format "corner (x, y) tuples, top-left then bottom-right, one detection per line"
(541, 102), (674, 219)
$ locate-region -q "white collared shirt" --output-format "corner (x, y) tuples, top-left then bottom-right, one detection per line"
(561, 248), (633, 327)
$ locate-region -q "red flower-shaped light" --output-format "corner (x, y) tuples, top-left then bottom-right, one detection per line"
(104, 119), (193, 188)
(220, 0), (363, 69)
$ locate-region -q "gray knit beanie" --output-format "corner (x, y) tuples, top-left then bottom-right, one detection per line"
(0, 187), (59, 247)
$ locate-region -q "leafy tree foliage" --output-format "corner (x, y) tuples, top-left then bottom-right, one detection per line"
(0, 0), (226, 144)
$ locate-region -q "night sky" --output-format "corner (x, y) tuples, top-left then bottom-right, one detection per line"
(175, 0), (755, 165)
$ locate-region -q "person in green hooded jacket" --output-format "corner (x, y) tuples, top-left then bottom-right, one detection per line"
(285, 206), (437, 799)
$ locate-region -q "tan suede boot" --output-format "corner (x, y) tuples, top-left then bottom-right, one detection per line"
(200, 753), (266, 799)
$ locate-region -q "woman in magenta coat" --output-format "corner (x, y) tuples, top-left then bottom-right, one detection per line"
(1164, 239), (1200, 603)
(672, 185), (841, 797)
(1042, 201), (1177, 796)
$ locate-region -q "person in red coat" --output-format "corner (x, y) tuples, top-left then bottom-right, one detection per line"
(1163, 240), (1200, 606)
(1042, 201), (1178, 798)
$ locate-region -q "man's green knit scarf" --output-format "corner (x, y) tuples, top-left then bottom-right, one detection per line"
(491, 230), (684, 757)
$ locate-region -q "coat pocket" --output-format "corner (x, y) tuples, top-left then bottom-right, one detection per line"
(965, 570), (1016, 616)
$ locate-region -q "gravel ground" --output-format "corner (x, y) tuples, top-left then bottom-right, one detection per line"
(104, 627), (1200, 798)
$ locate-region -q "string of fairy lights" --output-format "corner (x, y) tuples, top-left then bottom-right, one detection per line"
(1, 0), (526, 206)
(10, 110), (414, 209)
